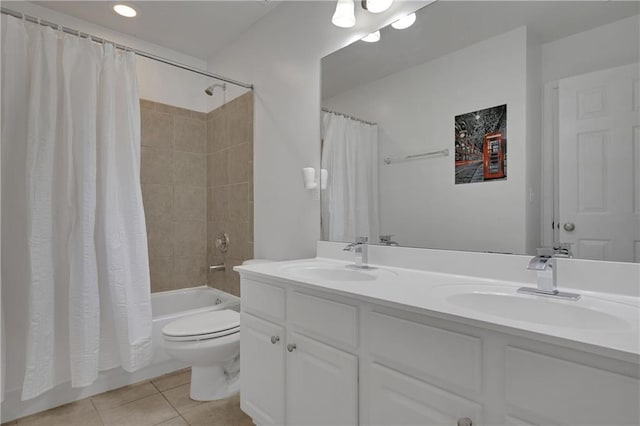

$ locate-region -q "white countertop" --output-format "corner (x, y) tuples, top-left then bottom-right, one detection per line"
(235, 257), (640, 364)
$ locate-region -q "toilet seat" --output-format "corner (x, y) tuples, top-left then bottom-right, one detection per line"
(162, 309), (240, 342)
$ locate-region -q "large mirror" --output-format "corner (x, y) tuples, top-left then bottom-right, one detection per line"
(321, 1), (640, 262)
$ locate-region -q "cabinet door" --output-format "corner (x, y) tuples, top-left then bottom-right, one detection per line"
(286, 332), (358, 425)
(240, 313), (285, 425)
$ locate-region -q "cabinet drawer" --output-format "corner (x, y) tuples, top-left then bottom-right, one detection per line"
(367, 311), (482, 393)
(505, 346), (640, 425)
(288, 291), (358, 348)
(368, 362), (483, 426)
(241, 278), (285, 321)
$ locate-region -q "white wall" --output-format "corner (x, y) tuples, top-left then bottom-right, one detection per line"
(541, 15), (640, 84)
(3, 2), (219, 113)
(207, 1), (429, 260)
(323, 27), (533, 255)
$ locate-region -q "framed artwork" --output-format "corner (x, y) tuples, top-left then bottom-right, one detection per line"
(455, 104), (507, 184)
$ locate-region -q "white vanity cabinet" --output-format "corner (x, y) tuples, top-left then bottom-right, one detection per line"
(240, 279), (359, 426)
(240, 276), (640, 426)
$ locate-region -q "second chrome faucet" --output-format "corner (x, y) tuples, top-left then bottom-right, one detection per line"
(343, 236), (376, 270)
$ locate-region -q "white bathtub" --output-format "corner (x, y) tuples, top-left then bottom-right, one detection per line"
(2, 286), (239, 423)
(151, 286), (240, 365)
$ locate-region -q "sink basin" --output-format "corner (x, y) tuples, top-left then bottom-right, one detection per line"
(281, 263), (396, 282)
(433, 284), (637, 331)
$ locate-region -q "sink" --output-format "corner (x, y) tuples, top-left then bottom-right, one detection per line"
(433, 284), (637, 331)
(281, 263), (396, 282)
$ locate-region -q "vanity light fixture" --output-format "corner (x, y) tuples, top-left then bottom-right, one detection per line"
(332, 0), (356, 28)
(391, 12), (416, 29)
(362, 0), (394, 14)
(113, 4), (137, 18)
(362, 30), (381, 42)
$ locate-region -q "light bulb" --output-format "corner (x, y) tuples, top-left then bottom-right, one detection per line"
(332, 0), (356, 28)
(391, 13), (416, 30)
(362, 31), (381, 43)
(113, 4), (137, 18)
(364, 0), (393, 14)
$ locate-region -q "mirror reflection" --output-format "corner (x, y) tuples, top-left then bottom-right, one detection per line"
(321, 1), (640, 262)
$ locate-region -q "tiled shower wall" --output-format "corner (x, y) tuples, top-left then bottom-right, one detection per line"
(139, 93), (253, 296)
(207, 92), (254, 297)
(140, 100), (208, 293)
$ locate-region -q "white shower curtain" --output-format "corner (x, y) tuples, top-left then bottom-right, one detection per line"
(1, 15), (152, 400)
(321, 111), (380, 243)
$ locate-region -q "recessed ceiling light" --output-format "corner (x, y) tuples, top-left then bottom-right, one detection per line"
(362, 31), (381, 43)
(391, 13), (416, 30)
(113, 4), (137, 18)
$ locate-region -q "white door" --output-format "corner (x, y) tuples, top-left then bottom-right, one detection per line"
(558, 63), (640, 262)
(240, 313), (285, 425)
(286, 332), (358, 425)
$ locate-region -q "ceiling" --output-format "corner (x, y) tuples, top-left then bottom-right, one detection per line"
(322, 1), (640, 99)
(27, 1), (281, 60)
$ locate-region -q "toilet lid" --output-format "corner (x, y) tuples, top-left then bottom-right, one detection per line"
(162, 309), (240, 338)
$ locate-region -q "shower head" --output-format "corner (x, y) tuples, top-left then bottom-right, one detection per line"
(205, 83), (226, 96)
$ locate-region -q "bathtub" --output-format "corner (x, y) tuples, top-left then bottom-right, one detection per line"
(151, 286), (240, 365)
(2, 286), (239, 423)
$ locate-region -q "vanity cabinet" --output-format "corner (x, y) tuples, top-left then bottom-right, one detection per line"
(240, 279), (358, 426)
(240, 277), (639, 426)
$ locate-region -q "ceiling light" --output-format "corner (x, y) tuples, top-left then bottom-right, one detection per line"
(362, 31), (380, 43)
(113, 4), (137, 18)
(391, 13), (416, 30)
(332, 0), (356, 28)
(362, 0), (393, 14)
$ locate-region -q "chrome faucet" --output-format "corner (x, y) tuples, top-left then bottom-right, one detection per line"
(518, 245), (580, 300)
(379, 235), (399, 246)
(343, 236), (375, 270)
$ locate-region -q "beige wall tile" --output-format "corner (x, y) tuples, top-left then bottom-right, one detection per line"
(228, 96), (250, 147)
(209, 152), (228, 187)
(190, 110), (207, 121)
(207, 253), (226, 292)
(224, 259), (242, 297)
(228, 183), (248, 222)
(141, 147), (173, 185)
(98, 394), (177, 426)
(146, 216), (173, 259)
(173, 220), (206, 259)
(227, 143), (249, 184)
(173, 255), (207, 287)
(207, 109), (228, 153)
(141, 110), (173, 149)
(140, 99), (156, 111)
(174, 152), (206, 187)
(248, 202), (254, 242)
(209, 186), (229, 222)
(142, 184), (173, 222)
(91, 382), (158, 412)
(17, 399), (102, 426)
(228, 221), (248, 260)
(149, 256), (174, 293)
(174, 186), (206, 222)
(174, 116), (205, 153)
(156, 103), (190, 117)
(151, 369), (190, 392)
(248, 161), (254, 201)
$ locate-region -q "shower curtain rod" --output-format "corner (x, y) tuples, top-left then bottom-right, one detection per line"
(0, 6), (254, 90)
(322, 109), (377, 126)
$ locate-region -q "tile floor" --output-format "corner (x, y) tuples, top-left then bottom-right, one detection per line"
(5, 369), (253, 426)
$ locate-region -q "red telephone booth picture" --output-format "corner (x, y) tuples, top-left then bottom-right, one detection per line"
(483, 132), (505, 180)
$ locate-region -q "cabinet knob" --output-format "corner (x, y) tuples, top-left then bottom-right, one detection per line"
(457, 418), (472, 426)
(287, 343), (297, 352)
(270, 336), (280, 344)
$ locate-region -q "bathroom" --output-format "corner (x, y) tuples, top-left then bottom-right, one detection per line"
(1, 0), (639, 425)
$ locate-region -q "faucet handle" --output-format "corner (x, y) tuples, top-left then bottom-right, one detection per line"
(355, 236), (368, 244)
(553, 243), (573, 258)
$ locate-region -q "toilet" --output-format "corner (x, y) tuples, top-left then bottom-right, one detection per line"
(162, 309), (240, 401)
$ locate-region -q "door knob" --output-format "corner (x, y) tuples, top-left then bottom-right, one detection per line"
(270, 336), (280, 344)
(563, 222), (576, 232)
(457, 418), (473, 426)
(287, 343), (297, 352)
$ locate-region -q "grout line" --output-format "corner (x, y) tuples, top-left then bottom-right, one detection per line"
(89, 398), (107, 426)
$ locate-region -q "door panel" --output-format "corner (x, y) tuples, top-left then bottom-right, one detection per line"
(286, 332), (358, 425)
(559, 63), (640, 262)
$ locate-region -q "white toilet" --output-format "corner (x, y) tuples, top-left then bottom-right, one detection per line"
(162, 309), (240, 401)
